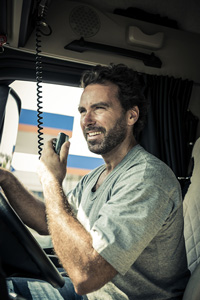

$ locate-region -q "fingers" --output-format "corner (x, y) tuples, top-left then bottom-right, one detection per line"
(38, 138), (70, 185)
(60, 141), (70, 164)
(40, 139), (55, 161)
(40, 137), (70, 166)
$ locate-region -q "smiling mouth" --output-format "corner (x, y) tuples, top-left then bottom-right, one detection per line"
(88, 131), (102, 137)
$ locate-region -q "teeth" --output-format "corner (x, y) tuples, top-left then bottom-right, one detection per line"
(88, 132), (101, 136)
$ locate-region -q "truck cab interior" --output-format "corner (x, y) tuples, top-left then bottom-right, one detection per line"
(0, 0), (200, 299)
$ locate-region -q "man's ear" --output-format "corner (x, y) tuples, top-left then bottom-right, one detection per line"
(127, 106), (139, 125)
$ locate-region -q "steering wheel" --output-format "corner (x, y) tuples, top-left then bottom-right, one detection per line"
(0, 191), (65, 288)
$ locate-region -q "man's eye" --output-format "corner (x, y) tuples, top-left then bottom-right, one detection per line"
(79, 109), (86, 114)
(96, 106), (104, 110)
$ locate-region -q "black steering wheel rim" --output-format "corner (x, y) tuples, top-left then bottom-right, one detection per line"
(0, 191), (65, 288)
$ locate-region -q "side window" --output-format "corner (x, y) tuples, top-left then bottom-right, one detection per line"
(9, 81), (103, 198)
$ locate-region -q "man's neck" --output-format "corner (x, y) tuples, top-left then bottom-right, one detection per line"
(102, 138), (138, 173)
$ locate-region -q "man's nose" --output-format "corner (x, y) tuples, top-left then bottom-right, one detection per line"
(82, 111), (95, 127)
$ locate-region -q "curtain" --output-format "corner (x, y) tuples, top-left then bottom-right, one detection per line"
(139, 74), (197, 180)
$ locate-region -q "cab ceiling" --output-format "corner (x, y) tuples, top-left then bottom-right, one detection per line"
(79, 0), (200, 35)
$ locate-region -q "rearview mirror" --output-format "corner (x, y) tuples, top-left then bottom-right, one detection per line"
(0, 86), (21, 170)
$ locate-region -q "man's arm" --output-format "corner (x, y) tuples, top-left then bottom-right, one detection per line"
(0, 168), (48, 235)
(38, 140), (118, 295)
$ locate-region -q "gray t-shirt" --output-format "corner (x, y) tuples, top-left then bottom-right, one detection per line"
(65, 145), (190, 299)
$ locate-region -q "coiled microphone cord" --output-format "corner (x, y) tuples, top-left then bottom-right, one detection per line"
(35, 1), (52, 158)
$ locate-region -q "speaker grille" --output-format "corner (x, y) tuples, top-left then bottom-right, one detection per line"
(69, 5), (100, 38)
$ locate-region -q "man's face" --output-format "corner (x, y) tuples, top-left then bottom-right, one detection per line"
(78, 83), (128, 155)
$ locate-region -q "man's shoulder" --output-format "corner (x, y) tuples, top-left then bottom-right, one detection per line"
(121, 145), (181, 194)
(125, 145), (173, 175)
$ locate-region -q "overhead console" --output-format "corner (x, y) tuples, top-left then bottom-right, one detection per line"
(3, 0), (200, 82)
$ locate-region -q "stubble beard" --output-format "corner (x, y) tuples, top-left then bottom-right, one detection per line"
(85, 114), (127, 155)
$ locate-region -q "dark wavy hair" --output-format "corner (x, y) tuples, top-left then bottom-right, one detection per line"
(80, 63), (149, 139)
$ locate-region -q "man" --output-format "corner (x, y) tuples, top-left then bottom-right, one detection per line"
(2, 64), (189, 299)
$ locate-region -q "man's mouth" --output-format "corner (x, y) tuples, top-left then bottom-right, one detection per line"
(88, 131), (102, 137)
(84, 127), (105, 141)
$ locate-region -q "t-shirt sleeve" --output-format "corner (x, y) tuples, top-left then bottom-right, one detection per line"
(89, 170), (179, 275)
(63, 175), (87, 216)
